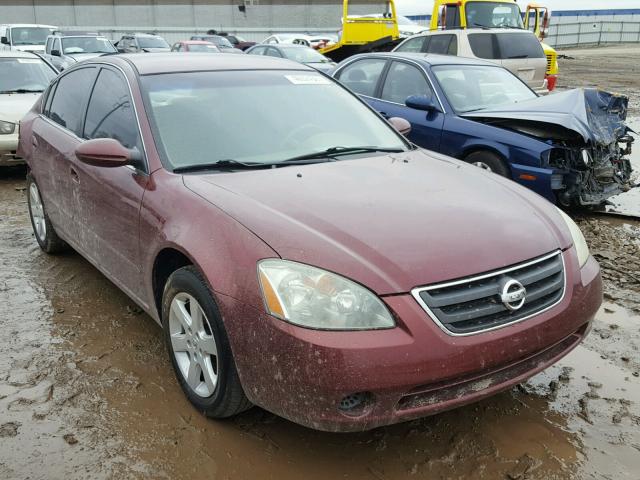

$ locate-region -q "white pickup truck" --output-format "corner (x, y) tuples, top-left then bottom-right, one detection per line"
(0, 24), (57, 53)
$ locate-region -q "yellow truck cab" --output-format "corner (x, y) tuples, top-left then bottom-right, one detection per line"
(319, 0), (401, 62)
(430, 0), (559, 90)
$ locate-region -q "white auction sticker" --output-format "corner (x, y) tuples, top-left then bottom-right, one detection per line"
(285, 75), (331, 85)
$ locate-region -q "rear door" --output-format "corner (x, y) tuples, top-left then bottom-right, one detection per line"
(32, 66), (98, 241)
(75, 66), (149, 300)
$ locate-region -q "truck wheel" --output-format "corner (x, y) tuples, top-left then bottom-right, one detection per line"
(465, 151), (510, 178)
(162, 266), (252, 418)
(26, 173), (68, 254)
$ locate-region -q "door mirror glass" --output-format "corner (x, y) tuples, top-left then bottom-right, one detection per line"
(1, 36), (9, 45)
(50, 49), (61, 57)
(388, 116), (411, 136)
(75, 138), (132, 167)
(405, 94), (439, 111)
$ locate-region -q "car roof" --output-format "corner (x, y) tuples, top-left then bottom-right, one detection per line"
(357, 51), (502, 68)
(181, 40), (215, 45)
(100, 53), (313, 75)
(0, 50), (42, 59)
(414, 28), (536, 36)
(50, 31), (101, 37)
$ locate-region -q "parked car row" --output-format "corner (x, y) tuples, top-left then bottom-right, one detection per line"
(14, 52), (604, 433)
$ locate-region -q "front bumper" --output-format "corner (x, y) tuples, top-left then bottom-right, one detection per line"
(0, 133), (23, 166)
(219, 250), (602, 432)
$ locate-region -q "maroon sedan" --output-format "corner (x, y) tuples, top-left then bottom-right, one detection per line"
(19, 54), (602, 432)
(171, 40), (221, 53)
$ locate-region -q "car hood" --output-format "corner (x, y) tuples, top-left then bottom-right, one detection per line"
(183, 150), (571, 295)
(462, 88), (630, 146)
(12, 45), (45, 52)
(0, 92), (41, 122)
(67, 52), (110, 62)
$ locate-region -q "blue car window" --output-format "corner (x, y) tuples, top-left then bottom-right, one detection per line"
(336, 58), (386, 97)
(381, 61), (431, 105)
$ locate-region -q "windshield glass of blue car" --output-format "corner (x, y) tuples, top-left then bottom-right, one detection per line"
(62, 37), (116, 54)
(0, 58), (57, 93)
(141, 70), (409, 170)
(432, 65), (536, 113)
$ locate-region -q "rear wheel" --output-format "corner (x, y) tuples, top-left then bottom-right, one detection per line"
(162, 266), (252, 418)
(26, 174), (68, 254)
(464, 151), (510, 178)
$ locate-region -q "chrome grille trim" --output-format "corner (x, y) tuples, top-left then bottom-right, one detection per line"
(411, 251), (566, 337)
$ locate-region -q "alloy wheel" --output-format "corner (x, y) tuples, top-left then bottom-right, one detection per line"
(473, 161), (493, 171)
(29, 182), (47, 243)
(169, 292), (219, 398)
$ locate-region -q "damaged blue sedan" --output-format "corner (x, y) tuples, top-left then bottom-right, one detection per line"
(332, 53), (634, 206)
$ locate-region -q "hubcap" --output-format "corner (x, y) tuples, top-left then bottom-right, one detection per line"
(169, 293), (218, 398)
(29, 182), (46, 242)
(472, 161), (493, 171)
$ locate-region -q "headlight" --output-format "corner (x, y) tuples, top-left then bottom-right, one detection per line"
(258, 259), (395, 330)
(0, 120), (16, 135)
(556, 208), (590, 267)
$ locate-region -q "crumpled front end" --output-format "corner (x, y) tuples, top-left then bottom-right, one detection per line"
(464, 88), (635, 206)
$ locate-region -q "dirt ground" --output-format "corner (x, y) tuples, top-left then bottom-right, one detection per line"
(1, 46), (639, 480)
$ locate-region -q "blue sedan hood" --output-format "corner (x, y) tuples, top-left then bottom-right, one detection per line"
(462, 88), (630, 145)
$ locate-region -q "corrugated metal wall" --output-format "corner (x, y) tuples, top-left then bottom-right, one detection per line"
(0, 0), (388, 42)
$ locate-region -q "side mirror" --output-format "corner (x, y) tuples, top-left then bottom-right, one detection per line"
(1, 36), (9, 45)
(50, 49), (61, 57)
(405, 94), (439, 112)
(75, 138), (132, 168)
(388, 117), (411, 136)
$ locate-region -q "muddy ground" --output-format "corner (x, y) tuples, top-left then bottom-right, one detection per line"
(1, 46), (639, 479)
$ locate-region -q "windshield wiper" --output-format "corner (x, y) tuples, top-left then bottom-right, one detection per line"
(173, 157), (335, 173)
(507, 54), (528, 59)
(0, 88), (44, 94)
(283, 146), (405, 162)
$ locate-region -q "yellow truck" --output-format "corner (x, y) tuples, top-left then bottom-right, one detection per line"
(319, 0), (401, 62)
(430, 0), (559, 90)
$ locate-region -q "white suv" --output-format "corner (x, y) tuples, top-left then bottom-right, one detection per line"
(393, 29), (548, 94)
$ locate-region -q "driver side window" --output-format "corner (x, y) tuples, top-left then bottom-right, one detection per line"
(380, 61), (432, 105)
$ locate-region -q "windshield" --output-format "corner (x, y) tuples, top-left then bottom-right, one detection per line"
(141, 70), (407, 169)
(138, 37), (170, 49)
(465, 2), (524, 29)
(280, 47), (330, 63)
(398, 16), (417, 25)
(61, 37), (116, 54)
(188, 44), (220, 53)
(432, 65), (536, 113)
(0, 57), (56, 92)
(207, 36), (234, 48)
(9, 27), (54, 46)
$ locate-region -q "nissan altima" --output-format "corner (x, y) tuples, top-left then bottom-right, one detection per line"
(19, 53), (602, 431)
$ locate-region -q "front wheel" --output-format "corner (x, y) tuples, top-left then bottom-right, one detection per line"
(464, 151), (510, 178)
(162, 266), (252, 418)
(26, 174), (68, 254)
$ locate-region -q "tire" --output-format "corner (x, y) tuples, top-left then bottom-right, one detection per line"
(464, 151), (510, 178)
(26, 173), (68, 254)
(162, 266), (252, 418)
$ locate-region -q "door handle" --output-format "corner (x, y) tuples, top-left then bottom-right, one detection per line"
(70, 167), (80, 184)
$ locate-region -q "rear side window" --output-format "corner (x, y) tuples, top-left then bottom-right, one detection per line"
(84, 68), (142, 153)
(381, 61), (432, 104)
(469, 33), (544, 59)
(395, 36), (428, 53)
(249, 46), (266, 55)
(426, 34), (457, 55)
(336, 58), (386, 97)
(47, 67), (97, 136)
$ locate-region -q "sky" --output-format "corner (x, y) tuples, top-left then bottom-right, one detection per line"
(395, 0), (640, 15)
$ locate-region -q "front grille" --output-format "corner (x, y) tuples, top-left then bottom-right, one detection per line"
(545, 53), (554, 74)
(412, 251), (565, 335)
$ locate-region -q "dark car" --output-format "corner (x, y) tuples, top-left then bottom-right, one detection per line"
(115, 33), (170, 53)
(43, 31), (117, 70)
(19, 54), (601, 432)
(246, 44), (336, 73)
(171, 40), (220, 53)
(190, 35), (244, 54)
(218, 32), (256, 51)
(332, 52), (634, 207)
